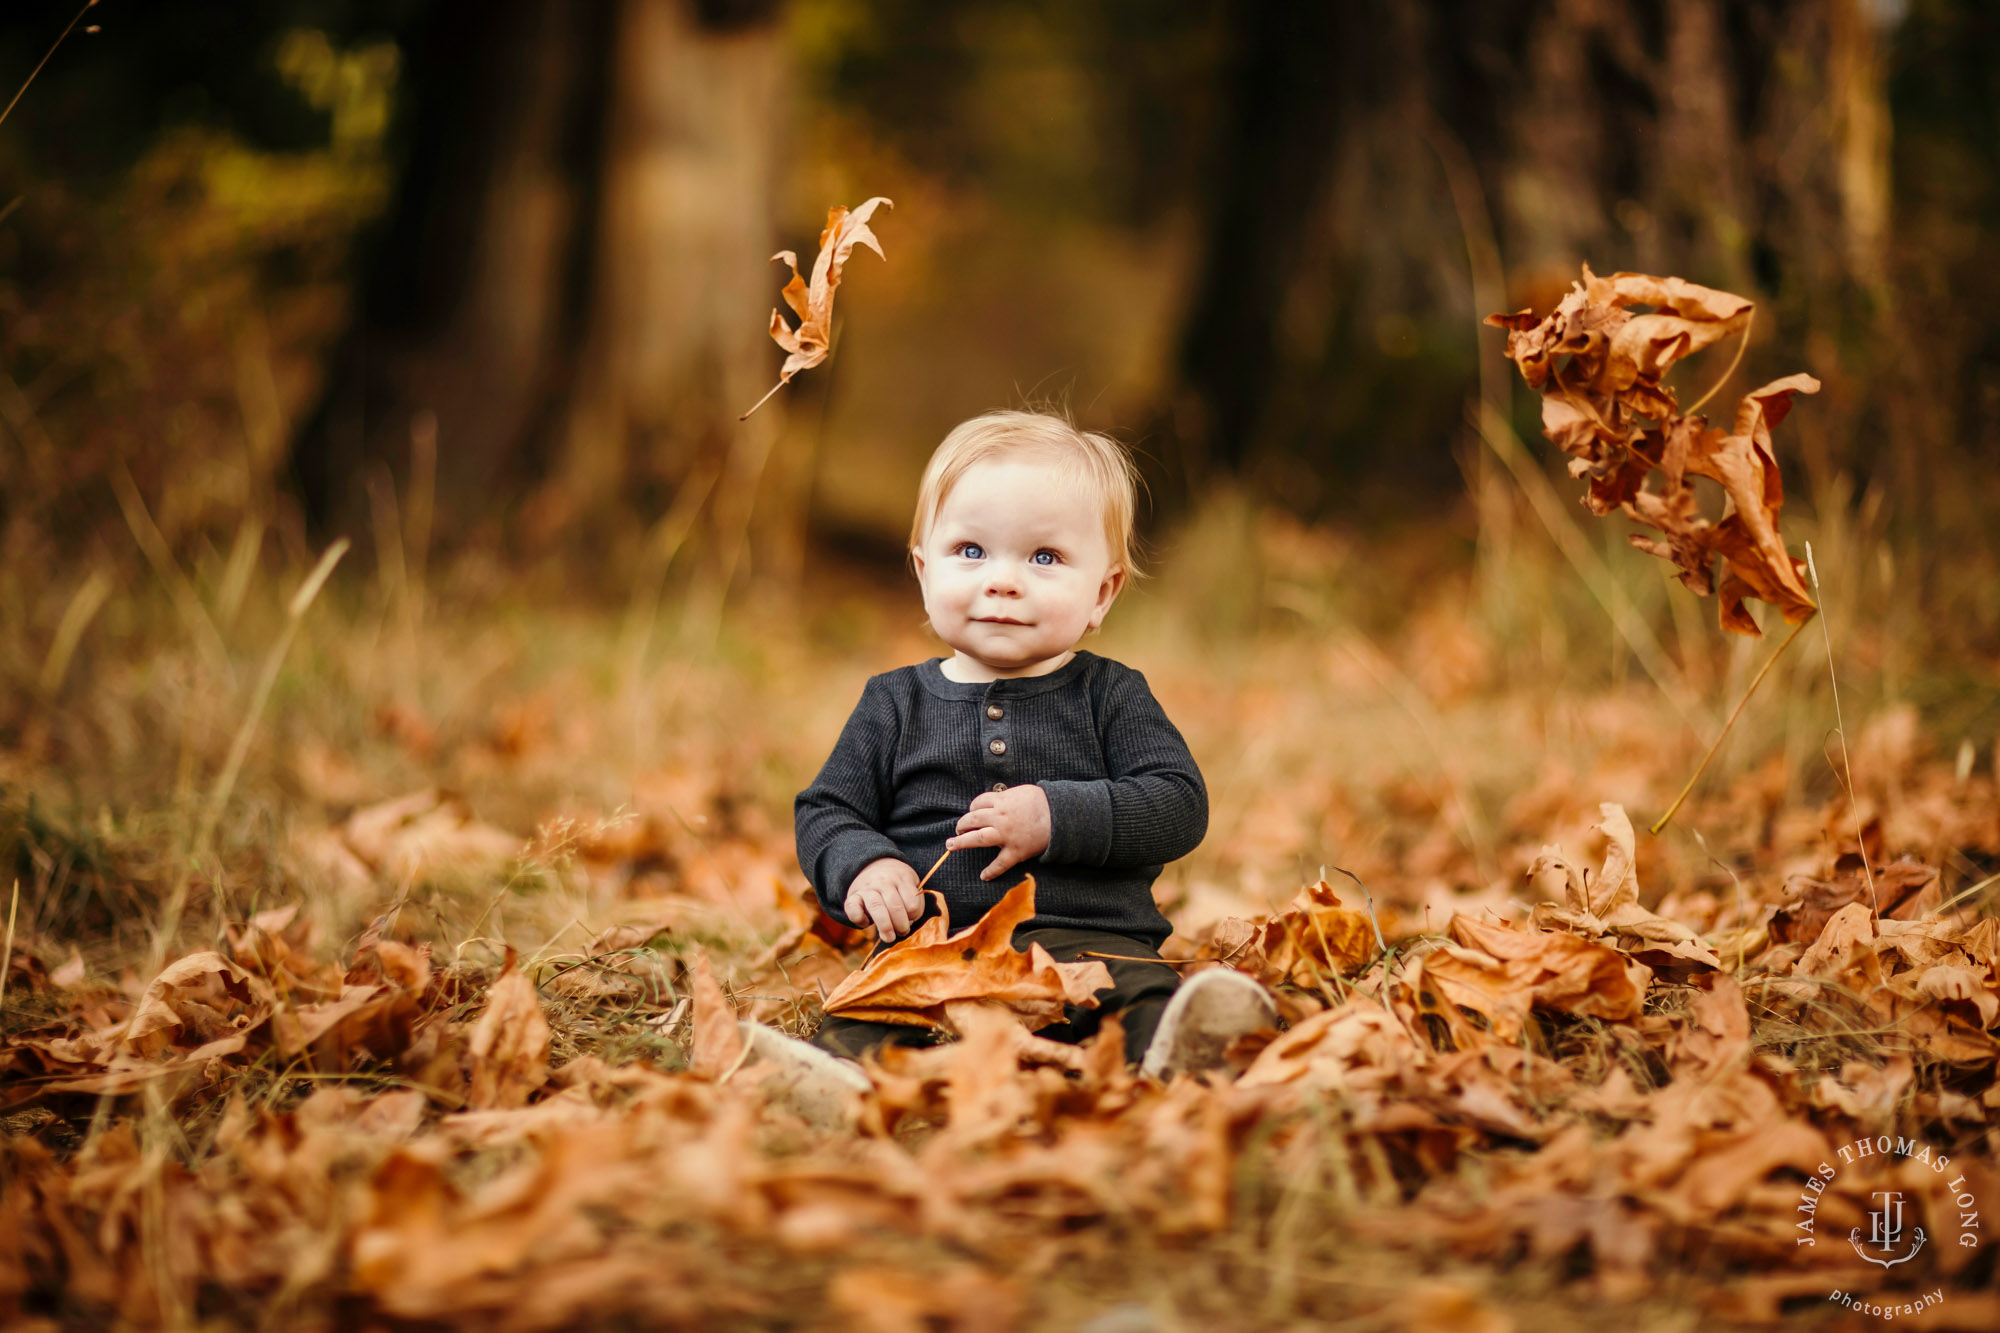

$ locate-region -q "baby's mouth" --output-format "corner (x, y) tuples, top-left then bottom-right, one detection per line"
(976, 617), (1028, 625)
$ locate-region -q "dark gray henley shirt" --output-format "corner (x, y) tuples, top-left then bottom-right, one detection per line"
(794, 649), (1206, 949)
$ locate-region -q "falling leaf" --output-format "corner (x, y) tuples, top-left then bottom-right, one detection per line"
(820, 878), (1112, 1031)
(1488, 265), (1818, 636)
(742, 196), (893, 419)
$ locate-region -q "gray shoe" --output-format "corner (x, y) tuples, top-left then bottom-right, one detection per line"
(1140, 968), (1277, 1080)
(737, 1021), (873, 1130)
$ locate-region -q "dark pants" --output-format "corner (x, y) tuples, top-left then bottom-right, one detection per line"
(811, 926), (1182, 1066)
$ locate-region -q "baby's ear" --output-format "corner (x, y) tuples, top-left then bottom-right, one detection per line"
(1089, 565), (1126, 627)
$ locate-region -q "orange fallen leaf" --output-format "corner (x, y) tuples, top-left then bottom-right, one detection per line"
(688, 951), (745, 1079)
(820, 877), (1112, 1031)
(119, 951), (274, 1058)
(742, 196), (892, 419)
(1527, 802), (1721, 970)
(465, 960), (550, 1110)
(1423, 914), (1653, 1042)
(1194, 878), (1379, 990)
(337, 788), (524, 885)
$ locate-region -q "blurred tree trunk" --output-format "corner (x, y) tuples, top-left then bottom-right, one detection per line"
(534, 0), (787, 615)
(292, 0), (787, 578)
(291, 0), (606, 536)
(1158, 0), (1902, 523)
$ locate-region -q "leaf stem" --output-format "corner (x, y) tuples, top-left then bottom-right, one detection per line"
(739, 377), (788, 421)
(1685, 310), (1754, 417)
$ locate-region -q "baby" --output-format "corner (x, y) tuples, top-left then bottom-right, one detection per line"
(745, 411), (1273, 1112)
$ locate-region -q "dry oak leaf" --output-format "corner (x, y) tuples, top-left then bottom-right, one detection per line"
(1426, 913), (1652, 1042)
(742, 196), (892, 419)
(687, 950), (745, 1079)
(225, 902), (346, 1002)
(1192, 878), (1379, 990)
(119, 951), (275, 1058)
(338, 788), (524, 884)
(466, 961), (551, 1110)
(820, 877), (1112, 1031)
(1266, 878), (1381, 986)
(1527, 802), (1722, 970)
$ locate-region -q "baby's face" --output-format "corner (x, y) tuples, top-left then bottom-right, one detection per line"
(912, 457), (1124, 677)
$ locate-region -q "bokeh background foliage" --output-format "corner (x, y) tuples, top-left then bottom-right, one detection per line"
(2, 0), (1997, 925)
(3, 0), (1996, 560)
(0, 0), (1991, 876)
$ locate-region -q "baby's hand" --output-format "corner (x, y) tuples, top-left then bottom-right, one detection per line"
(845, 857), (923, 941)
(948, 786), (1052, 880)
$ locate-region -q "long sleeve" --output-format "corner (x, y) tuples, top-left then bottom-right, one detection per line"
(794, 677), (908, 925)
(1036, 669), (1207, 869)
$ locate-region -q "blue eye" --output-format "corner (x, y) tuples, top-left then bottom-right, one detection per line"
(1032, 550), (1059, 565)
(956, 542), (984, 560)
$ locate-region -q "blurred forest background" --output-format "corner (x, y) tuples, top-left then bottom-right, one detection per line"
(3, 0), (1994, 584)
(2, 0), (1999, 891)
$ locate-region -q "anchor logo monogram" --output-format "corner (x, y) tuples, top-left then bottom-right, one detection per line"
(1850, 1190), (1927, 1269)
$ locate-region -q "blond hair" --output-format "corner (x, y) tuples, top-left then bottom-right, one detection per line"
(908, 410), (1146, 581)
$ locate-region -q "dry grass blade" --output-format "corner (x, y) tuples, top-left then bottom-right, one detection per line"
(1806, 541), (1879, 919)
(0, 0), (97, 131)
(38, 569), (113, 696)
(149, 540), (350, 968)
(1472, 402), (1706, 732)
(1650, 611), (1814, 834)
(110, 461), (232, 674)
(0, 880), (17, 1019)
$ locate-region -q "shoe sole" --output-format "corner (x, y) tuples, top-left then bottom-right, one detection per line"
(737, 1021), (872, 1129)
(1141, 969), (1277, 1080)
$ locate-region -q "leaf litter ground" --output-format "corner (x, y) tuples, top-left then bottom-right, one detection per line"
(3, 526), (1998, 1331)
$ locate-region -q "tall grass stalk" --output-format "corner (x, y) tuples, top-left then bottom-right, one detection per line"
(148, 540), (349, 969)
(1472, 403), (1706, 734)
(38, 568), (112, 696)
(0, 880), (17, 1019)
(110, 461), (233, 677)
(1650, 612), (1814, 835)
(1806, 540), (1880, 919)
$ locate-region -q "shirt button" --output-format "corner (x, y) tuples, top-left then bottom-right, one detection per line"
(987, 704), (1003, 720)
(992, 782), (1007, 792)
(989, 739), (1007, 755)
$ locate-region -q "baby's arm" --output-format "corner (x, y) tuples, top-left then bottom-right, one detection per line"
(794, 676), (912, 929)
(1035, 669), (1207, 868)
